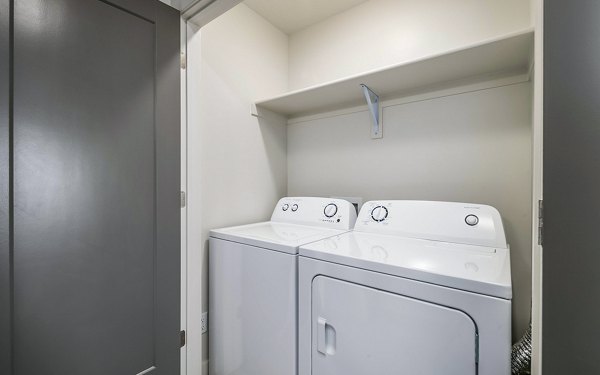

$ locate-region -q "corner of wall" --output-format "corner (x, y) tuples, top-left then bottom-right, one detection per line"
(185, 4), (289, 374)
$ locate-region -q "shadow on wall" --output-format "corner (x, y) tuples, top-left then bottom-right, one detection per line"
(256, 108), (288, 190)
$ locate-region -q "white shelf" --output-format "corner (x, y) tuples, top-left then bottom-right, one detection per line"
(254, 29), (534, 118)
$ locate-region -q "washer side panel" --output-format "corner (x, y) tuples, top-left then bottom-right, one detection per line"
(208, 238), (297, 375)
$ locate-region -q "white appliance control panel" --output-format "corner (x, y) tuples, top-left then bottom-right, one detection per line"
(271, 197), (357, 230)
(355, 200), (507, 249)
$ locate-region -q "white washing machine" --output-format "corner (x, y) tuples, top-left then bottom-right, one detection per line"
(298, 200), (512, 375)
(209, 197), (357, 375)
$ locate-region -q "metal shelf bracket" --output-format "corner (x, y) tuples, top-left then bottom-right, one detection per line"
(361, 84), (382, 139)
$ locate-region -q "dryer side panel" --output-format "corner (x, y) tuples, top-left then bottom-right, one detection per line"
(311, 276), (477, 375)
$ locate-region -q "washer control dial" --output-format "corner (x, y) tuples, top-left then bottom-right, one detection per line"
(465, 214), (479, 226)
(371, 206), (388, 222)
(323, 203), (338, 218)
(282, 204), (289, 211)
(291, 204), (299, 212)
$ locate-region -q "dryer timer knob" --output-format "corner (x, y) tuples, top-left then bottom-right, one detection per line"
(371, 206), (388, 222)
(324, 203), (338, 218)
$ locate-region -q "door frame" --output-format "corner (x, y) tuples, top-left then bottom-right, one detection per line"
(177, 1), (547, 374)
(179, 2), (242, 374)
(180, 15), (188, 375)
(531, 0), (544, 374)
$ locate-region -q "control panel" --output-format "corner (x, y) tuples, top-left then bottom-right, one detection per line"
(271, 197), (358, 230)
(355, 200), (507, 249)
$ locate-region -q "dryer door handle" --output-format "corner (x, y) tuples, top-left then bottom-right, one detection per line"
(317, 317), (336, 356)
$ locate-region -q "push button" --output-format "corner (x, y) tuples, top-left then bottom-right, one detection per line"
(465, 214), (479, 226)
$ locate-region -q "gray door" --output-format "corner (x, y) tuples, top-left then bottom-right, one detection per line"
(1, 0), (181, 374)
(0, 0), (10, 372)
(544, 0), (600, 373)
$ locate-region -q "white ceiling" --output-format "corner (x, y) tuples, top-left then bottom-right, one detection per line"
(244, 0), (369, 34)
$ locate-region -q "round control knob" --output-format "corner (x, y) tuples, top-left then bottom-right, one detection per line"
(323, 203), (338, 218)
(291, 204), (299, 212)
(465, 214), (479, 226)
(371, 206), (388, 222)
(282, 204), (289, 211)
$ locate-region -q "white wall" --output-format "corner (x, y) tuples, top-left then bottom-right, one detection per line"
(288, 0), (532, 90)
(186, 4), (288, 373)
(288, 81), (533, 339)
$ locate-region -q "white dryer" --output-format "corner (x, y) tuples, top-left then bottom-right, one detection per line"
(298, 200), (512, 375)
(209, 197), (357, 375)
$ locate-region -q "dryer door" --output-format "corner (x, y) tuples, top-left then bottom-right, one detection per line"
(311, 276), (477, 375)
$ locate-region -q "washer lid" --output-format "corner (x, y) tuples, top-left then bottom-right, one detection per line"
(300, 231), (512, 299)
(210, 221), (348, 254)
